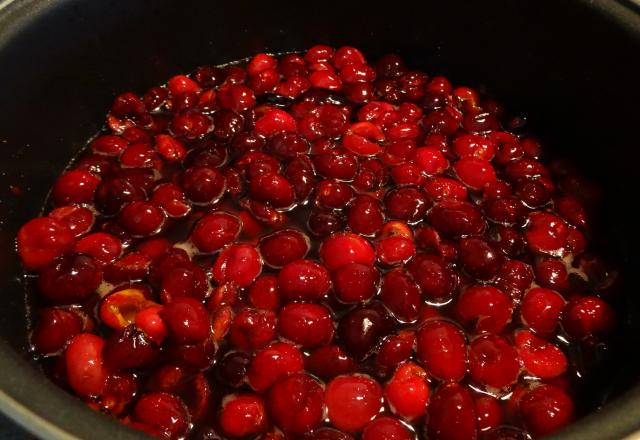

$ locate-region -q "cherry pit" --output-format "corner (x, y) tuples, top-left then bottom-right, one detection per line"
(18, 45), (620, 439)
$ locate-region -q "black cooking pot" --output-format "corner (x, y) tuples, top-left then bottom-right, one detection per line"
(1, 0), (640, 438)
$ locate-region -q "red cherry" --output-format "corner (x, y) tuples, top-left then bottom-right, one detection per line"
(229, 308), (277, 352)
(259, 229), (310, 268)
(524, 211), (569, 255)
(212, 244), (262, 287)
(17, 217), (75, 271)
(475, 395), (503, 432)
(278, 302), (334, 348)
(160, 297), (211, 344)
(38, 254), (102, 305)
(515, 329), (567, 378)
(305, 345), (358, 380)
(456, 286), (513, 334)
(320, 233), (376, 270)
(325, 375), (383, 433)
(562, 296), (615, 338)
(220, 394), (267, 437)
(31, 307), (84, 355)
(75, 232), (122, 264)
(427, 383), (477, 440)
(469, 334), (520, 390)
(407, 253), (457, 303)
(362, 416), (413, 440)
(267, 373), (325, 434)
(248, 342), (304, 392)
(416, 320), (467, 381)
(278, 259), (331, 300)
(454, 157), (497, 190)
(52, 170), (100, 206)
(519, 384), (575, 437)
(380, 269), (421, 323)
(520, 288), (565, 336)
(65, 333), (108, 397)
(190, 211), (241, 253)
(385, 362), (429, 420)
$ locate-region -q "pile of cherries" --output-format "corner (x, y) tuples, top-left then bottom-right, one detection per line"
(18, 45), (620, 440)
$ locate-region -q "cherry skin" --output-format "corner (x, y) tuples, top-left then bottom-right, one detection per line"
(325, 375), (383, 433)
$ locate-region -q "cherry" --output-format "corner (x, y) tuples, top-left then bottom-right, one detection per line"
(212, 243), (262, 287)
(362, 417), (413, 440)
(216, 352), (251, 388)
(305, 345), (358, 380)
(483, 197), (528, 226)
(414, 147), (449, 175)
(52, 170), (100, 206)
(182, 166), (226, 204)
(316, 180), (354, 209)
(38, 254), (101, 305)
(99, 288), (156, 331)
(525, 212), (569, 255)
(49, 205), (95, 237)
(104, 251), (152, 283)
(520, 288), (565, 336)
(94, 177), (146, 216)
(469, 334), (520, 390)
(17, 217), (75, 271)
(320, 233), (377, 270)
(325, 374), (383, 433)
(377, 331), (416, 368)
(160, 262), (209, 302)
(475, 395), (502, 432)
(347, 195), (385, 235)
(267, 373), (325, 434)
(427, 383), (477, 440)
(338, 304), (395, 360)
(428, 199), (485, 238)
(454, 157), (497, 190)
(534, 257), (569, 292)
(248, 275), (281, 311)
(118, 201), (165, 237)
(65, 333), (108, 397)
(519, 384), (575, 437)
(456, 286), (513, 334)
(495, 260), (534, 300)
(75, 232), (122, 264)
(313, 153), (358, 181)
(380, 269), (421, 322)
(453, 133), (495, 159)
(459, 237), (503, 280)
(424, 177), (468, 201)
(160, 297), (211, 344)
(278, 259), (331, 300)
(229, 308), (277, 352)
(31, 307), (84, 355)
(190, 211), (241, 253)
(416, 320), (467, 381)
(103, 325), (159, 371)
(278, 302), (334, 347)
(515, 329), (567, 378)
(91, 134), (129, 155)
(259, 229), (310, 268)
(151, 183), (190, 217)
(562, 296), (615, 338)
(384, 187), (430, 223)
(218, 84), (256, 112)
(305, 429), (355, 440)
(248, 342), (304, 391)
(385, 362), (429, 420)
(407, 253), (457, 303)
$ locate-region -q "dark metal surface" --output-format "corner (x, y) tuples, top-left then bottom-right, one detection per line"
(0, 0), (639, 438)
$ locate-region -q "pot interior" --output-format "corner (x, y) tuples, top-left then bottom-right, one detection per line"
(1, 0), (639, 438)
